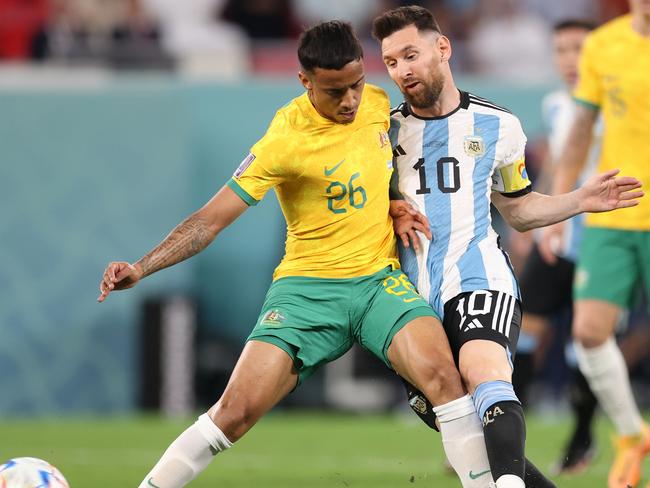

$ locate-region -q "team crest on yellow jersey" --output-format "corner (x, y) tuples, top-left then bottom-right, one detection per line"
(379, 131), (390, 148)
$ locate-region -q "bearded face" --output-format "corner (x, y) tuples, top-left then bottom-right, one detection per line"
(402, 68), (445, 109)
(381, 25), (451, 113)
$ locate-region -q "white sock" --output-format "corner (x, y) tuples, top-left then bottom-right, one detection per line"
(433, 394), (494, 487)
(138, 413), (233, 488)
(574, 338), (643, 436)
(495, 474), (525, 487)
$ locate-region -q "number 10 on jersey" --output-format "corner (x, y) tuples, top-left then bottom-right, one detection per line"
(414, 157), (461, 194)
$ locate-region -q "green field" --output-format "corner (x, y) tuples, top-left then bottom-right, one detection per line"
(1, 412), (647, 487)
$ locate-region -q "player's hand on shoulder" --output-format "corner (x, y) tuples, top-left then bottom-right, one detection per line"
(97, 261), (142, 302)
(579, 169), (644, 213)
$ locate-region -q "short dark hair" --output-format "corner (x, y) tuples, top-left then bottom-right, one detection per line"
(297, 21), (363, 72)
(553, 19), (596, 33)
(372, 5), (442, 42)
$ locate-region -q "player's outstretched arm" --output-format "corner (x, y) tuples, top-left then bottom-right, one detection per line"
(97, 185), (249, 302)
(535, 169), (644, 264)
(492, 170), (643, 234)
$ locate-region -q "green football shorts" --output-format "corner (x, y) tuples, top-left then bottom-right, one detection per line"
(248, 267), (438, 385)
(575, 227), (650, 309)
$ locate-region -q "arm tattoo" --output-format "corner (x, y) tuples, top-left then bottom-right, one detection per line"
(136, 214), (213, 278)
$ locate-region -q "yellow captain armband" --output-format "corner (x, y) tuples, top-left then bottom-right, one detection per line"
(491, 159), (532, 196)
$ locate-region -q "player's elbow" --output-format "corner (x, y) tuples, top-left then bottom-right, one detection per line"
(506, 215), (532, 233)
(511, 220), (532, 233)
(187, 209), (222, 243)
(195, 207), (232, 239)
(509, 209), (536, 232)
(498, 203), (532, 232)
(206, 217), (227, 239)
(499, 193), (539, 232)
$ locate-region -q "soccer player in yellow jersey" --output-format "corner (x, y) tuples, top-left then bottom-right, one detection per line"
(541, 1), (650, 486)
(97, 21), (493, 488)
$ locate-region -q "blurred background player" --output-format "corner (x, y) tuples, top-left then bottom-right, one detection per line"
(373, 6), (642, 488)
(514, 19), (601, 475)
(541, 1), (650, 486)
(98, 20), (493, 488)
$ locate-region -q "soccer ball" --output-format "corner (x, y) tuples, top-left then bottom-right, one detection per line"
(0, 457), (69, 488)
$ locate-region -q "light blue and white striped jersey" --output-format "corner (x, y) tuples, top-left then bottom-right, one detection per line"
(390, 91), (532, 318)
(538, 89), (601, 261)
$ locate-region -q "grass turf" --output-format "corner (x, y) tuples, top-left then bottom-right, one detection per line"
(0, 411), (646, 487)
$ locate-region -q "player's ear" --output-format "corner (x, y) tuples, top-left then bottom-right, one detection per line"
(437, 35), (452, 63)
(298, 70), (312, 91)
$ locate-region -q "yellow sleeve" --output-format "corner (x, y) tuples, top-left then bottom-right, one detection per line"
(573, 34), (602, 109)
(228, 114), (288, 206)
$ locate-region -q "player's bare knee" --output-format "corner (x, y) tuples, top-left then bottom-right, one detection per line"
(462, 364), (511, 393)
(572, 316), (610, 348)
(208, 398), (261, 442)
(572, 327), (598, 348)
(460, 357), (511, 392)
(416, 359), (464, 404)
(572, 301), (620, 347)
(459, 341), (512, 392)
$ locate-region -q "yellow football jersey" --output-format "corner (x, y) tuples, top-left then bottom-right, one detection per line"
(228, 84), (399, 280)
(574, 15), (650, 230)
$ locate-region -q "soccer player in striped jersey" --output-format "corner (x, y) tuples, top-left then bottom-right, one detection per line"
(97, 20), (495, 488)
(372, 6), (643, 488)
(517, 19), (601, 476)
(541, 1), (650, 486)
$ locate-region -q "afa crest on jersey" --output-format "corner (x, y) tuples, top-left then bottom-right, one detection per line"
(463, 135), (485, 157)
